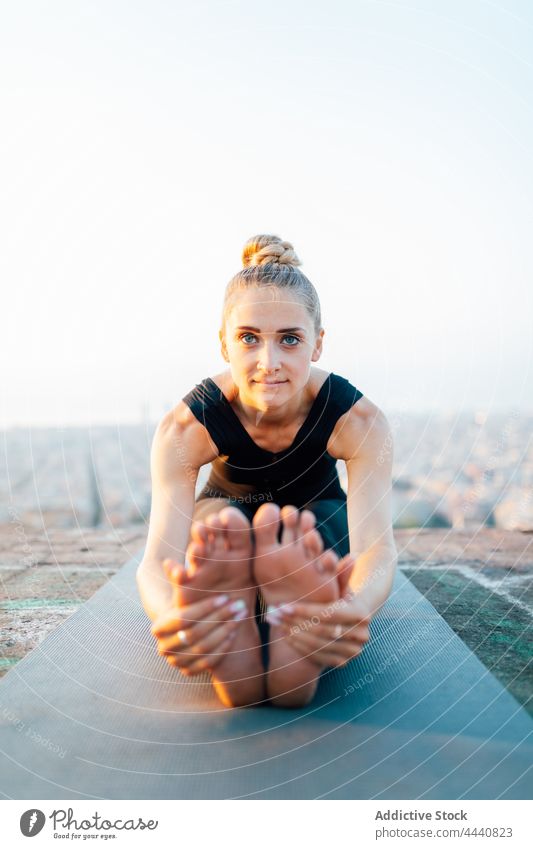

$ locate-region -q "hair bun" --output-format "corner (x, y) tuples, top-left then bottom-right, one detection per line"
(242, 234), (302, 269)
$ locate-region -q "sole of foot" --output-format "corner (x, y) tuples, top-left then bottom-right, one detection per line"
(252, 503), (340, 708)
(173, 506), (264, 707)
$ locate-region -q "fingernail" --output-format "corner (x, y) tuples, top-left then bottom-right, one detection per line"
(229, 599), (246, 613)
(266, 605), (282, 625)
(232, 607), (247, 621)
(213, 594), (229, 607)
(278, 603), (295, 615)
(266, 615), (282, 626)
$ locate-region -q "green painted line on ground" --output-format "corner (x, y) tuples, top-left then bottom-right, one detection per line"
(404, 567), (533, 716)
(0, 599), (78, 610)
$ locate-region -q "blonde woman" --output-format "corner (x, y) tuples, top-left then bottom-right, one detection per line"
(137, 235), (397, 708)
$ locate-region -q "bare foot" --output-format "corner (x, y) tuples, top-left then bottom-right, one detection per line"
(173, 506), (265, 707)
(252, 503), (340, 708)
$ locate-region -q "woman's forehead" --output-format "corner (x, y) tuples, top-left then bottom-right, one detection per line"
(227, 290), (310, 329)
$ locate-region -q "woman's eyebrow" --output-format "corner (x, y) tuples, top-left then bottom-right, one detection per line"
(236, 325), (306, 333)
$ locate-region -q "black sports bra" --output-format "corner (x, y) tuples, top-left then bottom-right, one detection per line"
(182, 372), (363, 506)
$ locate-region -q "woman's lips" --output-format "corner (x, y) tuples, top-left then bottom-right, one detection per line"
(253, 380), (287, 385)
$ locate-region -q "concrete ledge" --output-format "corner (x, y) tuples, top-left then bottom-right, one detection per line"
(0, 526), (146, 674)
(395, 529), (533, 715)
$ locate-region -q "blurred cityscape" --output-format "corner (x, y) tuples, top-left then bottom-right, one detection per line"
(1, 411), (532, 534)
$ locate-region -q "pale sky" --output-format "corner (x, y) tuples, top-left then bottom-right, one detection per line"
(1, 0), (531, 426)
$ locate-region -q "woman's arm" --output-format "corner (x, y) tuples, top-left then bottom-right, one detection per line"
(136, 402), (218, 623)
(340, 399), (398, 615)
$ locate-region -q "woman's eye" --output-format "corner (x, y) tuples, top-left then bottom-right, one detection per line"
(239, 333), (300, 346)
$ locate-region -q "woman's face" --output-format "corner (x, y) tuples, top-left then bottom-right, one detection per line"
(220, 287), (324, 410)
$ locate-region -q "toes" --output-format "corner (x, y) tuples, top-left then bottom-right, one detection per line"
(218, 506), (252, 552)
(302, 527), (324, 561)
(318, 549), (339, 576)
(204, 512), (227, 549)
(253, 502), (281, 549)
(190, 520), (210, 546)
(299, 509), (316, 535)
(187, 541), (210, 573)
(280, 505), (299, 545)
(163, 558), (187, 584)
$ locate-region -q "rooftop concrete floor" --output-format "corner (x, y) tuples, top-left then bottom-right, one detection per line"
(1, 524), (531, 714)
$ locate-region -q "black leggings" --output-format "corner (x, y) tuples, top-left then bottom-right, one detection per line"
(299, 498), (350, 558)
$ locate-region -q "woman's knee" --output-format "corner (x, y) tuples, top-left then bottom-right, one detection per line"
(191, 497), (256, 526)
(191, 497), (233, 523)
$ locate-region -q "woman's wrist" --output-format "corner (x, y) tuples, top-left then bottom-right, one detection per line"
(136, 560), (175, 623)
(347, 546), (397, 617)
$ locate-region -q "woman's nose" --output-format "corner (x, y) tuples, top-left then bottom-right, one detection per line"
(257, 341), (281, 371)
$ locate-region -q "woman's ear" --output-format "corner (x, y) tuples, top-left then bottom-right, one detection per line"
(219, 328), (229, 362)
(311, 328), (325, 362)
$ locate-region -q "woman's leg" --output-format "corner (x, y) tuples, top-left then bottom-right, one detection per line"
(252, 504), (342, 708)
(191, 495), (267, 653)
(302, 499), (350, 558)
(177, 496), (267, 707)
(192, 497), (266, 655)
(180, 497), (348, 708)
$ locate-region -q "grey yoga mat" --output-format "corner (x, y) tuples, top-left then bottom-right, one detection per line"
(0, 550), (531, 800)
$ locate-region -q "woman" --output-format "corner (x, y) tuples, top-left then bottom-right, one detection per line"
(136, 234), (397, 708)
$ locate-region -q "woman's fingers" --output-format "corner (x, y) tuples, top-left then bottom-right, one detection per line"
(182, 633), (237, 675)
(285, 624), (368, 652)
(289, 635), (365, 667)
(286, 621), (369, 644)
(158, 616), (241, 657)
(156, 609), (236, 652)
(285, 636), (335, 669)
(277, 596), (371, 628)
(166, 628), (238, 674)
(151, 594), (237, 638)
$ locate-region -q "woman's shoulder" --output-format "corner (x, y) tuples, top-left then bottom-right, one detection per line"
(153, 400), (219, 469)
(327, 390), (390, 461)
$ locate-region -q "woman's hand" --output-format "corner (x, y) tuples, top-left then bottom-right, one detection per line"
(275, 590), (372, 670)
(150, 560), (247, 676)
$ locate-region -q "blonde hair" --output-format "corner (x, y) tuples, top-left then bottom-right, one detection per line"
(222, 234), (322, 334)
